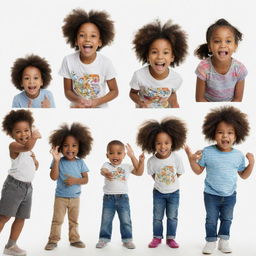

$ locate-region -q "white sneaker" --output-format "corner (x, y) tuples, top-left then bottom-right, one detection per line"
(202, 241), (216, 254)
(218, 239), (232, 253)
(3, 245), (26, 256)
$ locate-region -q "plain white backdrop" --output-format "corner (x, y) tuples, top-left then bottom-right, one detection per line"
(0, 0), (256, 255)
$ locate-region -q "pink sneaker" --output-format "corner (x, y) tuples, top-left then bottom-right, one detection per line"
(148, 238), (161, 248)
(166, 239), (179, 248)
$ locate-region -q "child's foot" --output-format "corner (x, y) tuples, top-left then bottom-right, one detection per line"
(70, 241), (85, 248)
(44, 242), (57, 250)
(96, 240), (108, 249)
(3, 244), (26, 256)
(166, 239), (179, 248)
(148, 238), (161, 248)
(202, 241), (216, 254)
(123, 241), (136, 249)
(218, 239), (232, 253)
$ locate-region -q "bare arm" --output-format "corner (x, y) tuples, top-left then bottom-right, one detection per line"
(63, 78), (84, 104)
(64, 172), (88, 186)
(30, 152), (39, 170)
(101, 168), (114, 181)
(168, 91), (179, 108)
(49, 146), (61, 180)
(129, 89), (148, 108)
(231, 80), (244, 102)
(195, 77), (208, 102)
(238, 153), (254, 179)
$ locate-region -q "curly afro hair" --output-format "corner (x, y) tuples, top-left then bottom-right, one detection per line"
(137, 117), (187, 153)
(49, 123), (93, 158)
(2, 109), (34, 136)
(133, 19), (188, 67)
(202, 105), (249, 144)
(195, 18), (243, 59)
(107, 140), (125, 151)
(11, 54), (52, 90)
(62, 9), (114, 51)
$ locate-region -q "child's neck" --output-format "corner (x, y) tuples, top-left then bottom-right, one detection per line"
(79, 52), (97, 64)
(25, 90), (40, 99)
(211, 57), (232, 75)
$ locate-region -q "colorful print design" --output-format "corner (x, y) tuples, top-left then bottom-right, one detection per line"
(156, 166), (176, 185)
(71, 72), (100, 98)
(112, 167), (126, 182)
(140, 86), (171, 108)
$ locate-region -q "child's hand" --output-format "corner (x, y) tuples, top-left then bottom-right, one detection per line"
(139, 152), (145, 162)
(41, 96), (51, 108)
(32, 128), (41, 139)
(50, 146), (62, 161)
(64, 174), (77, 186)
(184, 145), (202, 161)
(101, 168), (114, 181)
(246, 153), (255, 165)
(125, 144), (135, 158)
(30, 151), (39, 170)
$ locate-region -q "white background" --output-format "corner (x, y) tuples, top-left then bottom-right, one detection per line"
(0, 0), (256, 255)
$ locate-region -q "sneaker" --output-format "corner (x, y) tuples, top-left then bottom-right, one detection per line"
(123, 241), (136, 249)
(96, 240), (108, 249)
(70, 241), (86, 248)
(218, 239), (232, 253)
(166, 239), (179, 248)
(3, 244), (26, 256)
(202, 241), (216, 254)
(44, 242), (57, 251)
(148, 238), (161, 248)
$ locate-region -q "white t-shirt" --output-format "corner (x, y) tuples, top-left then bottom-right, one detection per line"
(130, 65), (182, 108)
(147, 153), (184, 193)
(101, 162), (133, 194)
(59, 52), (116, 108)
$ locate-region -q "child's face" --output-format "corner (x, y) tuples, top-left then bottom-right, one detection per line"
(21, 66), (43, 99)
(61, 135), (79, 160)
(11, 121), (32, 145)
(76, 22), (102, 64)
(155, 132), (172, 159)
(214, 121), (236, 152)
(148, 38), (174, 80)
(209, 26), (237, 63)
(106, 144), (126, 166)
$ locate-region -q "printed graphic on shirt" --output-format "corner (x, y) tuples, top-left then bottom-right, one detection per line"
(112, 167), (126, 182)
(156, 166), (176, 185)
(71, 72), (100, 98)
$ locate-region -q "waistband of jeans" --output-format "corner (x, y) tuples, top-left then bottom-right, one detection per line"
(7, 175), (31, 186)
(104, 194), (128, 198)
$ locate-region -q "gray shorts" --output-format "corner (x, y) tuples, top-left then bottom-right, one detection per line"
(0, 175), (33, 219)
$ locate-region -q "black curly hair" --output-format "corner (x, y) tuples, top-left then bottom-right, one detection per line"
(107, 140), (125, 151)
(49, 123), (93, 158)
(137, 117), (187, 153)
(195, 18), (243, 59)
(2, 109), (34, 136)
(62, 8), (114, 51)
(202, 105), (249, 144)
(11, 54), (52, 90)
(133, 19), (188, 67)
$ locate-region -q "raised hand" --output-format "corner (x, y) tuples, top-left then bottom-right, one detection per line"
(50, 146), (62, 161)
(31, 127), (42, 139)
(125, 144), (135, 158)
(246, 153), (255, 165)
(41, 96), (51, 108)
(184, 144), (202, 161)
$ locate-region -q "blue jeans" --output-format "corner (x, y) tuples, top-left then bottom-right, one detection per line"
(99, 194), (132, 242)
(153, 189), (179, 239)
(204, 192), (236, 242)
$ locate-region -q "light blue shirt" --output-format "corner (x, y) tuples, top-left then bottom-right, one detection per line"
(12, 89), (55, 108)
(198, 145), (245, 196)
(51, 157), (89, 198)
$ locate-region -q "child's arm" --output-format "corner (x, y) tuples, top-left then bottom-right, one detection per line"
(168, 91), (179, 108)
(41, 96), (51, 108)
(50, 146), (61, 180)
(64, 172), (88, 186)
(126, 144), (145, 176)
(184, 145), (205, 174)
(129, 89), (149, 108)
(101, 168), (114, 180)
(195, 78), (208, 102)
(30, 151), (39, 170)
(238, 153), (254, 179)
(231, 80), (244, 102)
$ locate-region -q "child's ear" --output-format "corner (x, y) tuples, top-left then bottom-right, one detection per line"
(98, 39), (102, 48)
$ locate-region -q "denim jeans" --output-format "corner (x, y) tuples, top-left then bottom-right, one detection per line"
(153, 189), (179, 239)
(99, 194), (132, 242)
(204, 192), (236, 242)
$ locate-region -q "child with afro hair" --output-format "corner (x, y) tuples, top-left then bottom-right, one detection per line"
(137, 117), (187, 248)
(185, 106), (254, 254)
(0, 109), (41, 256)
(11, 54), (55, 108)
(59, 9), (118, 108)
(130, 20), (188, 108)
(44, 123), (93, 250)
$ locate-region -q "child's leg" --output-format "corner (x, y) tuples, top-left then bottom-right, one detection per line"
(0, 215), (11, 232)
(48, 197), (67, 243)
(99, 195), (116, 242)
(9, 218), (25, 241)
(67, 198), (80, 243)
(116, 194), (132, 242)
(153, 189), (166, 238)
(166, 190), (179, 239)
(218, 192), (236, 239)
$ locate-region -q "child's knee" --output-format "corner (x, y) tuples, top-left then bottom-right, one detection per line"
(0, 215), (11, 223)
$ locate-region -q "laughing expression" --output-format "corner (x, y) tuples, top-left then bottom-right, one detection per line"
(62, 135), (79, 161)
(21, 66), (43, 99)
(107, 144), (126, 166)
(155, 132), (172, 159)
(215, 121), (236, 152)
(148, 38), (174, 80)
(11, 121), (32, 145)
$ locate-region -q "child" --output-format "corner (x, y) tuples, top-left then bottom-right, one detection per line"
(185, 106), (254, 254)
(137, 117), (187, 248)
(0, 109), (41, 256)
(130, 20), (188, 108)
(11, 54), (56, 108)
(44, 123), (93, 250)
(96, 141), (144, 249)
(195, 19), (247, 102)
(59, 9), (118, 108)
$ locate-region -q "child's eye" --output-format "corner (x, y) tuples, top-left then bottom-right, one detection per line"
(164, 51), (170, 55)
(226, 40), (232, 44)
(23, 77), (29, 80)
(214, 40), (221, 43)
